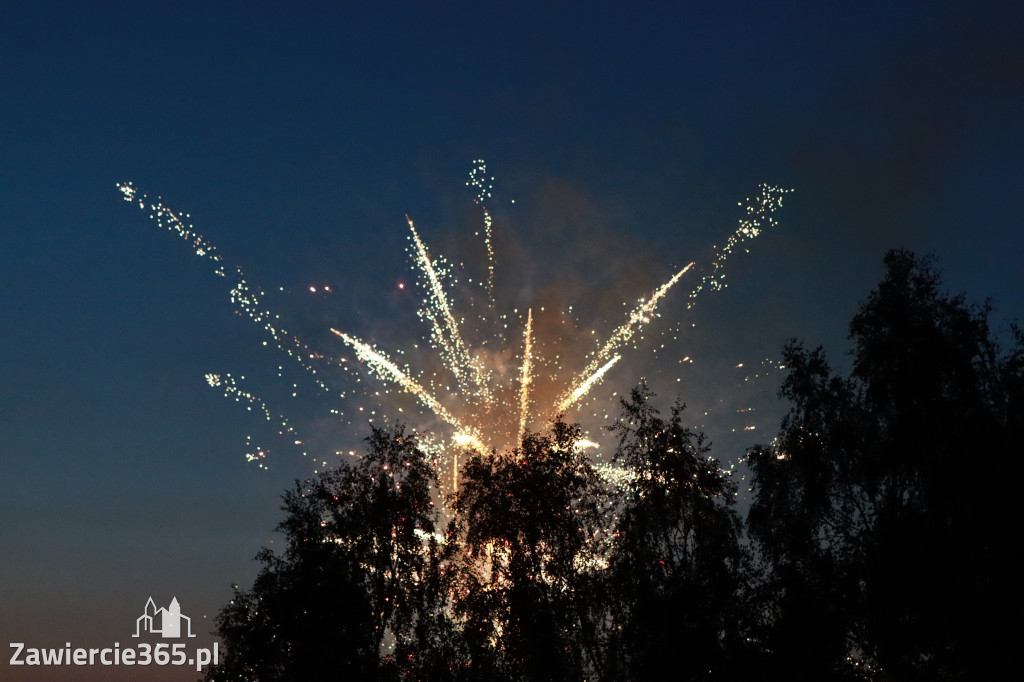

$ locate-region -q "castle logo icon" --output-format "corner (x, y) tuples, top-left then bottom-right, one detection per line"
(133, 597), (196, 638)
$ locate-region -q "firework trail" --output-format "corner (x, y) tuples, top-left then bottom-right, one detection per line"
(556, 263), (693, 412)
(204, 373), (304, 469)
(329, 329), (486, 454)
(405, 215), (485, 397)
(467, 159), (497, 307)
(557, 355), (621, 414)
(684, 184), (790, 309)
(518, 308), (534, 443)
(117, 182), (338, 396)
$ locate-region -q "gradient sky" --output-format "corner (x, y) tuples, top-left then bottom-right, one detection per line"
(2, 2), (1022, 680)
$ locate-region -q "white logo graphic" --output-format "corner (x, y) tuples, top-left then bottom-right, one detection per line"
(133, 597), (196, 638)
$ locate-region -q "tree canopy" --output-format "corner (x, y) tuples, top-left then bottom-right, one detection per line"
(747, 249), (1020, 680)
(205, 249), (1020, 682)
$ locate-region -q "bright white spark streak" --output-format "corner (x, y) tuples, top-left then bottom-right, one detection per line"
(406, 216), (483, 396)
(559, 263), (693, 410)
(557, 355), (621, 413)
(330, 328), (486, 454)
(518, 308), (534, 443)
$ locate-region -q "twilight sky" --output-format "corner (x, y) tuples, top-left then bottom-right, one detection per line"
(2, 2), (1021, 680)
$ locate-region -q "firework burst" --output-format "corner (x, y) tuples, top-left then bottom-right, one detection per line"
(118, 164), (789, 492)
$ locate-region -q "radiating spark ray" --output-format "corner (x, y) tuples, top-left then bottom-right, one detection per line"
(117, 182), (336, 397)
(406, 216), (484, 395)
(560, 263), (693, 409)
(683, 185), (791, 311)
(204, 372), (306, 466)
(557, 355), (621, 413)
(518, 308), (534, 443)
(330, 328), (486, 454)
(467, 160), (496, 307)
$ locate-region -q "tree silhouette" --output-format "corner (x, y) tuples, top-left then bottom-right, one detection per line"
(748, 250), (1019, 680)
(449, 419), (605, 682)
(605, 385), (747, 681)
(205, 424), (448, 681)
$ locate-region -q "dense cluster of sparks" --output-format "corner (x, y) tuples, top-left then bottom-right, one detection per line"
(118, 167), (789, 492)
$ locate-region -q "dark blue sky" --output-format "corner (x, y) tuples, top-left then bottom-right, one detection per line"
(2, 2), (1021, 679)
